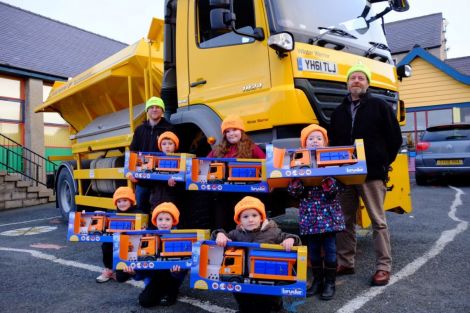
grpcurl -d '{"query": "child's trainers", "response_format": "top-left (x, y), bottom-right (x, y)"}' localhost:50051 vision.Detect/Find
top-left (96, 268), bottom-right (114, 283)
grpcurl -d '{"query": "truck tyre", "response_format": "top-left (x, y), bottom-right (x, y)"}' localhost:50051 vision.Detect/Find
top-left (57, 169), bottom-right (77, 221)
top-left (415, 173), bottom-right (427, 186)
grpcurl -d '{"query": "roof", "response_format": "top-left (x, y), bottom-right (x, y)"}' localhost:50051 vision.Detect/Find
top-left (0, 2), bottom-right (127, 79)
top-left (384, 13), bottom-right (443, 54)
top-left (398, 47), bottom-right (470, 85)
top-left (445, 57), bottom-right (470, 76)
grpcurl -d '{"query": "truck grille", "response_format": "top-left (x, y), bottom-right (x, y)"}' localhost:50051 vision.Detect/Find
top-left (294, 78), bottom-right (398, 125)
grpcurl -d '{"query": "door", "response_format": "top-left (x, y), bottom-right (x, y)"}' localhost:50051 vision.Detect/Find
top-left (187, 0), bottom-right (271, 116)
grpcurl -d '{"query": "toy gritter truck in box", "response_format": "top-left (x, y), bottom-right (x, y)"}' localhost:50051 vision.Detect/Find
top-left (67, 211), bottom-right (148, 243)
top-left (124, 151), bottom-right (193, 182)
top-left (114, 229), bottom-right (209, 270)
top-left (266, 139), bottom-right (368, 189)
top-left (186, 157), bottom-right (269, 193)
top-left (190, 241), bottom-right (307, 297)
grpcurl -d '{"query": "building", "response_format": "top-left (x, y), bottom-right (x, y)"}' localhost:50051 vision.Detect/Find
top-left (0, 1), bottom-right (127, 175)
top-left (385, 13), bottom-right (448, 63)
top-left (398, 48), bottom-right (470, 146)
top-left (385, 13), bottom-right (470, 148)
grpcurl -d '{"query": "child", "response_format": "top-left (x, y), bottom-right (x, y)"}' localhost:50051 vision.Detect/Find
top-left (287, 124), bottom-right (345, 300)
top-left (149, 131), bottom-right (186, 224)
top-left (208, 115), bottom-right (265, 159)
top-left (96, 186), bottom-right (142, 283)
top-left (213, 196), bottom-right (301, 313)
top-left (208, 115), bottom-right (266, 230)
top-left (125, 202), bottom-right (187, 307)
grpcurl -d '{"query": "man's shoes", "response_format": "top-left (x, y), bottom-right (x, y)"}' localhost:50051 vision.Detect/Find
top-left (336, 265), bottom-right (355, 276)
top-left (371, 270), bottom-right (390, 286)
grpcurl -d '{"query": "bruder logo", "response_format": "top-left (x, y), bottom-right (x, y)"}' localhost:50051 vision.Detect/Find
top-left (250, 186), bottom-right (267, 192)
top-left (346, 167), bottom-right (364, 173)
top-left (281, 288), bottom-right (303, 296)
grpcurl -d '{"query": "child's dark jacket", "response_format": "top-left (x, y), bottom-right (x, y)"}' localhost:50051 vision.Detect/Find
top-left (212, 219), bottom-right (301, 245)
top-left (288, 177), bottom-right (345, 235)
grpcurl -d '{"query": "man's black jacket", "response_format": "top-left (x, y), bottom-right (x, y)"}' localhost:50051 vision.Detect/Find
top-left (130, 118), bottom-right (174, 153)
top-left (129, 118), bottom-right (174, 186)
top-left (329, 92), bottom-right (402, 181)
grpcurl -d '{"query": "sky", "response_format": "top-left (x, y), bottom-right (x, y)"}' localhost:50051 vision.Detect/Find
top-left (2, 0), bottom-right (468, 58)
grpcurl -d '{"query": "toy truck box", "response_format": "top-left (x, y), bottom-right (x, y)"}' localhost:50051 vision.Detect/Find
top-left (266, 139), bottom-right (367, 189)
top-left (186, 157), bottom-right (269, 193)
top-left (67, 211), bottom-right (148, 243)
top-left (114, 229), bottom-right (210, 270)
top-left (124, 151), bottom-right (194, 182)
top-left (190, 241), bottom-right (307, 297)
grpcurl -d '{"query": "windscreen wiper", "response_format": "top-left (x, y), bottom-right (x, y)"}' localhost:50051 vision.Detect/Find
top-left (309, 26), bottom-right (357, 49)
top-left (364, 41), bottom-right (390, 61)
top-left (317, 27), bottom-right (358, 39)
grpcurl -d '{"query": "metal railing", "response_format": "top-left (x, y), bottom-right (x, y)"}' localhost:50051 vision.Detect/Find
top-left (0, 133), bottom-right (58, 187)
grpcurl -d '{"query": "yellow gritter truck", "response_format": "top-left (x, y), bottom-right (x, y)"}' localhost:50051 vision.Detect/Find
top-left (36, 0), bottom-right (412, 226)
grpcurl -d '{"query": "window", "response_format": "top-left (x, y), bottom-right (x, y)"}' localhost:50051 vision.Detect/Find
top-left (0, 100), bottom-right (21, 121)
top-left (0, 76), bottom-right (21, 99)
top-left (0, 76), bottom-right (24, 145)
top-left (224, 257), bottom-right (235, 266)
top-left (401, 112), bottom-right (415, 132)
top-left (461, 107), bottom-right (470, 123)
top-left (427, 109), bottom-right (452, 127)
top-left (422, 127), bottom-right (470, 142)
top-left (43, 85), bottom-right (52, 102)
top-left (416, 111), bottom-right (426, 131)
top-left (0, 122), bottom-right (22, 143)
top-left (198, 0), bottom-right (256, 48)
top-left (44, 113), bottom-right (67, 125)
top-left (44, 126), bottom-right (71, 147)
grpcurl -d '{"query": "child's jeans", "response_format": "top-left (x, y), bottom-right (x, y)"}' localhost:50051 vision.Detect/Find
top-left (306, 232), bottom-right (337, 264)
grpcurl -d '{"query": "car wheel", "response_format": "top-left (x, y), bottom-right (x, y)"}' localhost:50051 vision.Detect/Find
top-left (415, 173), bottom-right (427, 186)
top-left (57, 168), bottom-right (77, 221)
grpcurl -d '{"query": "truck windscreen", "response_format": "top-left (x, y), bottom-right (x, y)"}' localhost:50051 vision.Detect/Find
top-left (265, 0), bottom-right (392, 63)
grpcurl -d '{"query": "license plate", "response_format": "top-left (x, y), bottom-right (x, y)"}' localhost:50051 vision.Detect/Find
top-left (436, 159), bottom-right (463, 166)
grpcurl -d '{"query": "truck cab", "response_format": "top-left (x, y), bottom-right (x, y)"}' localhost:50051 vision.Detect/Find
top-left (290, 150), bottom-right (313, 169)
top-left (220, 248), bottom-right (245, 280)
top-left (88, 215), bottom-right (105, 234)
top-left (207, 162), bottom-right (226, 182)
top-left (138, 236), bottom-right (159, 260)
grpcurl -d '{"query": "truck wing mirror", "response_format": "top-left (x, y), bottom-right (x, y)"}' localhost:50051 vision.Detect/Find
top-left (210, 8), bottom-right (264, 41)
top-left (210, 8), bottom-right (233, 31)
top-left (268, 32), bottom-right (294, 57)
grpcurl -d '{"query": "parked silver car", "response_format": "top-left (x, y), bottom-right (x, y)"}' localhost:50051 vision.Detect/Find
top-left (415, 123), bottom-right (470, 185)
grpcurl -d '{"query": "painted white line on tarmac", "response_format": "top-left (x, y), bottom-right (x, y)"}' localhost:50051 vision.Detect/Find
top-left (0, 247), bottom-right (234, 313)
top-left (337, 186), bottom-right (467, 313)
top-left (0, 216), bottom-right (62, 227)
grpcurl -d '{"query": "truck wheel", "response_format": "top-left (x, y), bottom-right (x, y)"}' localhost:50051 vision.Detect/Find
top-left (57, 169), bottom-right (77, 221)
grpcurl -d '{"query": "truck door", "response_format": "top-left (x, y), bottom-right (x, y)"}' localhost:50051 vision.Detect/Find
top-left (188, 0), bottom-right (271, 113)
